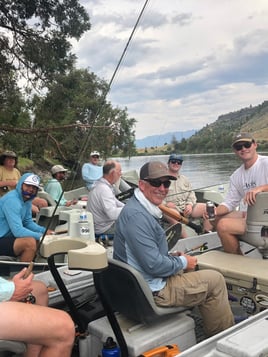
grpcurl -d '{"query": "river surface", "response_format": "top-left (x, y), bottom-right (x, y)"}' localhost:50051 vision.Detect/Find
top-left (114, 153), bottom-right (268, 190)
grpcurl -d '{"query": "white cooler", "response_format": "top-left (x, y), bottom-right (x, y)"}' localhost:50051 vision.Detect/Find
top-left (87, 312), bottom-right (196, 356)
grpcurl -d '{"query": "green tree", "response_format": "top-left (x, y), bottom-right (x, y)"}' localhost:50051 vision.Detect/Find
top-left (0, 0), bottom-right (91, 87)
top-left (31, 69), bottom-right (136, 163)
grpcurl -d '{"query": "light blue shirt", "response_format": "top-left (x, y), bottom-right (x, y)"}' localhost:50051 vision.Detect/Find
top-left (44, 178), bottom-right (67, 206)
top-left (82, 163), bottom-right (103, 190)
top-left (0, 277), bottom-right (15, 301)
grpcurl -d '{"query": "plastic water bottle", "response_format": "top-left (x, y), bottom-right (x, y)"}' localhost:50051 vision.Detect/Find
top-left (78, 207), bottom-right (90, 239)
top-left (218, 184), bottom-right (224, 195)
top-left (102, 337), bottom-right (121, 357)
top-left (79, 208), bottom-right (88, 222)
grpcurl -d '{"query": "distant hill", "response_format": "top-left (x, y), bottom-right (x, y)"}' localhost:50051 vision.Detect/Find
top-left (135, 130), bottom-right (196, 148)
top-left (135, 100), bottom-right (268, 155)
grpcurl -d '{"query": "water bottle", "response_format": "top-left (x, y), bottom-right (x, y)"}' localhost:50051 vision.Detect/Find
top-left (78, 207), bottom-right (90, 240)
top-left (218, 184), bottom-right (224, 195)
top-left (102, 337), bottom-right (121, 357)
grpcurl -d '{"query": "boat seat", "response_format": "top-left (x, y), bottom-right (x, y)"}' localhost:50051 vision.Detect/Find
top-left (0, 339), bottom-right (26, 356)
top-left (93, 258), bottom-right (189, 356)
top-left (93, 258), bottom-right (187, 325)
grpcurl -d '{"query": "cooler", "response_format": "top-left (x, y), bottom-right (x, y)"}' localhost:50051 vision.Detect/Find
top-left (87, 312), bottom-right (196, 356)
top-left (197, 250), bottom-right (268, 315)
top-left (178, 308), bottom-right (268, 357)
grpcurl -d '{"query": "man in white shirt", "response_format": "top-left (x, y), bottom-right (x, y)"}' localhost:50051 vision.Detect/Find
top-left (87, 160), bottom-right (124, 235)
top-left (213, 133), bottom-right (268, 254)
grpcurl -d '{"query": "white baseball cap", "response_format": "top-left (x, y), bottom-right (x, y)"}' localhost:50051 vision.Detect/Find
top-left (90, 151), bottom-right (100, 157)
top-left (51, 165), bottom-right (68, 175)
top-left (24, 174), bottom-right (41, 188)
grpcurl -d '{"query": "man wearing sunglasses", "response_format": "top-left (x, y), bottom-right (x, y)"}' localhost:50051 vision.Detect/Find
top-left (212, 133), bottom-right (268, 255)
top-left (114, 161), bottom-right (234, 337)
top-left (164, 153), bottom-right (213, 236)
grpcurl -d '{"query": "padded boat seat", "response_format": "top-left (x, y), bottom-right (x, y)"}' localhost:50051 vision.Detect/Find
top-left (93, 258), bottom-right (187, 324)
top-left (0, 339), bottom-right (26, 355)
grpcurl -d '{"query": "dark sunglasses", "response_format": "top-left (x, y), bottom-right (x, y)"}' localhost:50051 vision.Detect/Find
top-left (144, 179), bottom-right (171, 188)
top-left (170, 160), bottom-right (183, 165)
top-left (233, 141), bottom-right (253, 151)
top-left (92, 155), bottom-right (99, 158)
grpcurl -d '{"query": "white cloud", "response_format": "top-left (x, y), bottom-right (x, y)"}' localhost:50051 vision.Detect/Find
top-left (74, 0), bottom-right (268, 139)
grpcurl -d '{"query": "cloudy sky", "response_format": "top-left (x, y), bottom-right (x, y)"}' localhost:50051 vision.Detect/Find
top-left (72, 0), bottom-right (268, 139)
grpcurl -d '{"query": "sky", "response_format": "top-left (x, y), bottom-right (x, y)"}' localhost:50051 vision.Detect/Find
top-left (71, 0), bottom-right (268, 140)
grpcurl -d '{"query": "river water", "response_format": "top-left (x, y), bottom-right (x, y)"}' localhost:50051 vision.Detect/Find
top-left (115, 152), bottom-right (267, 191)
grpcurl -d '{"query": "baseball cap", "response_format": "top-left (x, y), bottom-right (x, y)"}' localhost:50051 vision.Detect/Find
top-left (0, 150), bottom-right (17, 158)
top-left (168, 153), bottom-right (183, 162)
top-left (24, 174), bottom-right (40, 188)
top-left (140, 161), bottom-right (177, 181)
top-left (232, 133), bottom-right (255, 147)
top-left (51, 165), bottom-right (68, 175)
top-left (90, 151), bottom-right (100, 157)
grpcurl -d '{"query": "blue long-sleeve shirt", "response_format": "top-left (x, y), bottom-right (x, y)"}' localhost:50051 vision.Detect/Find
top-left (82, 163), bottom-right (103, 190)
top-left (113, 195), bottom-right (185, 291)
top-left (0, 173), bottom-right (46, 240)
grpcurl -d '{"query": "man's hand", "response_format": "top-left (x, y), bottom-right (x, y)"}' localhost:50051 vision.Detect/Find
top-left (171, 251), bottom-right (197, 271)
top-left (183, 204), bottom-right (193, 217)
top-left (10, 268), bottom-right (33, 301)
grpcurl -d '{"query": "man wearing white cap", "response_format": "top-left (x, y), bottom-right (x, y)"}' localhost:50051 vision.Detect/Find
top-left (0, 173), bottom-right (54, 262)
top-left (82, 151), bottom-right (103, 191)
top-left (45, 165), bottom-right (77, 207)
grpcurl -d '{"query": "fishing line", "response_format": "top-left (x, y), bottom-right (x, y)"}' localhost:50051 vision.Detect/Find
top-left (70, 0), bottom-right (151, 188)
top-left (165, 181), bottom-right (229, 199)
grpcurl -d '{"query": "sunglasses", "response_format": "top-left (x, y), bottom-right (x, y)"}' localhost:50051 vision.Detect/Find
top-left (144, 179), bottom-right (171, 188)
top-left (233, 141), bottom-right (253, 151)
top-left (170, 160), bottom-right (183, 165)
top-left (92, 155), bottom-right (99, 159)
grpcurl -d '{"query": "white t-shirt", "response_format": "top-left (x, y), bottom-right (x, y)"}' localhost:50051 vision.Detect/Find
top-left (223, 155), bottom-right (268, 211)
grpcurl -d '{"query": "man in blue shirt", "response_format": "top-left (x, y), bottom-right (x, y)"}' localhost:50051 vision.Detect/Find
top-left (0, 173), bottom-right (54, 261)
top-left (114, 161), bottom-right (234, 337)
top-left (45, 165), bottom-right (77, 207)
top-left (82, 151), bottom-right (103, 191)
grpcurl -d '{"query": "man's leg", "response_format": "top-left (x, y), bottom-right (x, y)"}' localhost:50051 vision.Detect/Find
top-left (216, 211), bottom-right (246, 254)
top-left (0, 302), bottom-right (75, 357)
top-left (154, 269), bottom-right (234, 337)
top-left (13, 237), bottom-right (37, 262)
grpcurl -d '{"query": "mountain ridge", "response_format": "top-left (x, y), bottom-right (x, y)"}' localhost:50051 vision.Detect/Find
top-left (135, 129), bottom-right (196, 148)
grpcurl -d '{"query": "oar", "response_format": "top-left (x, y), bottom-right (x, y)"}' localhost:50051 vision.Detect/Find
top-left (159, 204), bottom-right (203, 234)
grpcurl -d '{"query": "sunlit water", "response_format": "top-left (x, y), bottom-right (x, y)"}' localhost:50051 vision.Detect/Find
top-left (114, 152), bottom-right (267, 190)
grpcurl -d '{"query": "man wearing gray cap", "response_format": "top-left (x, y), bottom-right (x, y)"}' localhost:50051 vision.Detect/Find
top-left (82, 151), bottom-right (103, 191)
top-left (114, 161), bottom-right (234, 337)
top-left (45, 165), bottom-right (77, 207)
top-left (212, 133), bottom-right (268, 254)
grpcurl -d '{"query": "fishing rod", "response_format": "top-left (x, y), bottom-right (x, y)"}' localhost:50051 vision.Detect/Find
top-left (165, 181), bottom-right (229, 199)
top-left (70, 0), bottom-right (150, 189)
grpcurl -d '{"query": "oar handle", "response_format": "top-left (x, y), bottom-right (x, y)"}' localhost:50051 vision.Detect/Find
top-left (159, 204), bottom-right (202, 234)
top-left (159, 204), bottom-right (188, 224)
